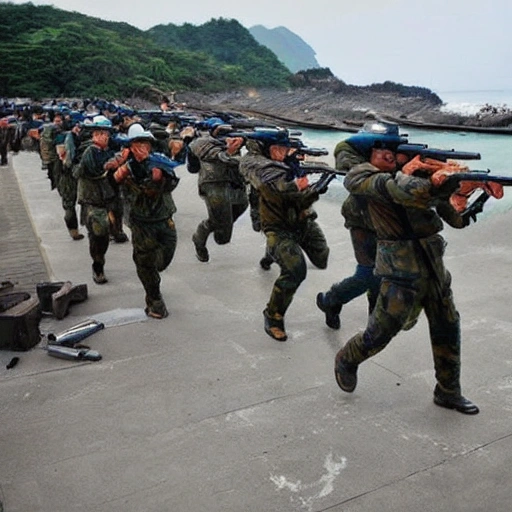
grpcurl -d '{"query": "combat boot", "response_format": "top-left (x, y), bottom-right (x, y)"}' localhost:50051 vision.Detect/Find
top-left (259, 255), bottom-right (273, 271)
top-left (316, 292), bottom-right (342, 330)
top-left (51, 281), bottom-right (89, 320)
top-left (145, 298), bottom-right (169, 319)
top-left (433, 385), bottom-right (479, 415)
top-left (263, 308), bottom-right (287, 342)
top-left (92, 263), bottom-right (108, 285)
top-left (192, 233), bottom-right (209, 262)
top-left (68, 229), bottom-right (84, 241)
top-left (334, 350), bottom-right (358, 393)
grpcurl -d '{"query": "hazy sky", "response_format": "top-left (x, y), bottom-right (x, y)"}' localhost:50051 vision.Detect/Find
top-left (8, 0), bottom-right (512, 93)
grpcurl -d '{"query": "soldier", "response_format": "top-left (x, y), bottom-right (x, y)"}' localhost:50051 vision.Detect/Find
top-left (73, 115), bottom-right (117, 284)
top-left (105, 124), bottom-right (180, 319)
top-left (55, 121), bottom-right (85, 241)
top-left (187, 120), bottom-right (248, 262)
top-left (0, 114), bottom-right (16, 166)
top-left (239, 129), bottom-right (330, 342)
top-left (334, 126), bottom-right (481, 415)
top-left (315, 134), bottom-right (385, 329)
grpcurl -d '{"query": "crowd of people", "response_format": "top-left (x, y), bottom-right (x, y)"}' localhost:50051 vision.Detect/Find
top-left (1, 97), bottom-right (489, 415)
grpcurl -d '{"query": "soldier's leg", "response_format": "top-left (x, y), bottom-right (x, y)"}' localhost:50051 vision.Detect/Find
top-left (155, 218), bottom-right (177, 272)
top-left (109, 193), bottom-right (129, 243)
top-left (86, 207), bottom-right (110, 284)
top-left (131, 221), bottom-right (168, 319)
top-left (300, 220), bottom-right (329, 270)
top-left (263, 231), bottom-right (307, 341)
top-left (58, 171), bottom-right (83, 240)
top-left (335, 278), bottom-right (420, 391)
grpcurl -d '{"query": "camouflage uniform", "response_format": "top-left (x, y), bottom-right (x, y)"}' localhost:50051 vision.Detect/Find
top-left (339, 162), bottom-right (468, 395)
top-left (114, 154), bottom-right (179, 318)
top-left (73, 142), bottom-right (116, 282)
top-left (55, 130), bottom-right (83, 239)
top-left (187, 134), bottom-right (248, 259)
top-left (39, 121), bottom-right (62, 189)
top-left (240, 141), bottom-right (329, 334)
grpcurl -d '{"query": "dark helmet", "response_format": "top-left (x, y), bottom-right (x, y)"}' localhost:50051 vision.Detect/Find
top-left (345, 121), bottom-right (407, 158)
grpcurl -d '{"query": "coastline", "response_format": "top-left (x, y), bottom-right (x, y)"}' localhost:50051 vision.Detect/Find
top-left (177, 88), bottom-right (512, 135)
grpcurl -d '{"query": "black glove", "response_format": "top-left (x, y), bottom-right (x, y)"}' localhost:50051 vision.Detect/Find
top-left (433, 175), bottom-right (461, 198)
top-left (311, 172), bottom-right (335, 194)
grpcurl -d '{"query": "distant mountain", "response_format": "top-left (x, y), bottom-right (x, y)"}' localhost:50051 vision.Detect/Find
top-left (249, 25), bottom-right (321, 73)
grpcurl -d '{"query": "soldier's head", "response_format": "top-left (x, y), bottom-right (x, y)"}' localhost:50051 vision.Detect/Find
top-left (87, 115), bottom-right (113, 149)
top-left (127, 123), bottom-right (155, 161)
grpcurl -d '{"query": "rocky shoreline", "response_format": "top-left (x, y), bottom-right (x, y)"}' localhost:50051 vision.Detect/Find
top-left (175, 88), bottom-right (512, 134)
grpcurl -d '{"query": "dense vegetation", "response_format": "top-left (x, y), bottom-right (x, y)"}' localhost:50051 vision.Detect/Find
top-left (0, 2), bottom-right (292, 98)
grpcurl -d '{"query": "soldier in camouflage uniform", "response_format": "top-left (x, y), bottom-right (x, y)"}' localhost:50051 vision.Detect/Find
top-left (187, 121), bottom-right (248, 262)
top-left (54, 122), bottom-right (85, 240)
top-left (73, 116), bottom-right (117, 284)
top-left (106, 124), bottom-right (179, 319)
top-left (334, 129), bottom-right (480, 414)
top-left (239, 130), bottom-right (330, 342)
top-left (39, 112), bottom-right (64, 190)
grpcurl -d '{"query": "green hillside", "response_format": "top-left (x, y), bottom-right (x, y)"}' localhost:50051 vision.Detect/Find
top-left (249, 25), bottom-right (320, 73)
top-left (0, 3), bottom-right (292, 98)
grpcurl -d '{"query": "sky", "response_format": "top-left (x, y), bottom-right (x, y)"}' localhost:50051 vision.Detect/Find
top-left (7, 0), bottom-right (512, 94)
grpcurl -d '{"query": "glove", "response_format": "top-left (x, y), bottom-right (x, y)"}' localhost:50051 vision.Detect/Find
top-left (433, 175), bottom-right (461, 198)
top-left (295, 176), bottom-right (309, 191)
top-left (312, 172), bottom-right (335, 194)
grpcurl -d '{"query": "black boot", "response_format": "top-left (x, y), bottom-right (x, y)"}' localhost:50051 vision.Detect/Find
top-left (92, 263), bottom-right (108, 284)
top-left (263, 308), bottom-right (287, 342)
top-left (334, 351), bottom-right (358, 393)
top-left (192, 233), bottom-right (209, 262)
top-left (433, 385), bottom-right (479, 415)
top-left (316, 292), bottom-right (341, 330)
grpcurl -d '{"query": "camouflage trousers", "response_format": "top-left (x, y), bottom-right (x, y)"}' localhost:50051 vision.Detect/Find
top-left (194, 183), bottom-right (249, 247)
top-left (340, 269), bottom-right (462, 394)
top-left (81, 205), bottom-right (110, 270)
top-left (130, 217), bottom-right (177, 306)
top-left (265, 221), bottom-right (329, 317)
top-left (56, 166), bottom-right (79, 231)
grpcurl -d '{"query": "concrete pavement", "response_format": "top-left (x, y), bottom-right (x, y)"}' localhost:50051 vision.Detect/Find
top-left (1, 151), bottom-right (512, 512)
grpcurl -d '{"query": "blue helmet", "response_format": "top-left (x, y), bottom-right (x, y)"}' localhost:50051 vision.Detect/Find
top-left (346, 121), bottom-right (407, 158)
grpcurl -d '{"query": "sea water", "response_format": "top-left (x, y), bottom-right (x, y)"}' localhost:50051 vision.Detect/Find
top-left (292, 90), bottom-right (512, 216)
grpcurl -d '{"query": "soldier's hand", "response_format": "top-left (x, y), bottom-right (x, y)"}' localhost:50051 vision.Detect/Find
top-left (225, 136), bottom-right (244, 155)
top-left (295, 176), bottom-right (309, 191)
top-left (433, 175), bottom-right (460, 198)
top-left (151, 167), bottom-right (163, 182)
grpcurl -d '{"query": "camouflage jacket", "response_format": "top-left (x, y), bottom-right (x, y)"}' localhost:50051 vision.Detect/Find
top-left (344, 164), bottom-right (466, 278)
top-left (187, 135), bottom-right (244, 189)
top-left (120, 155), bottom-right (178, 223)
top-left (335, 140), bottom-right (375, 231)
top-left (39, 123), bottom-right (62, 164)
top-left (73, 144), bottom-right (117, 206)
top-left (239, 150), bottom-right (320, 232)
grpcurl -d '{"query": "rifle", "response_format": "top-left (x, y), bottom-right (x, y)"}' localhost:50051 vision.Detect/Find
top-left (442, 170), bottom-right (512, 186)
top-left (397, 143), bottom-right (481, 162)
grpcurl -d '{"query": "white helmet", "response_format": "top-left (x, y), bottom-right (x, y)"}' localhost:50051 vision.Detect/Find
top-left (127, 123), bottom-right (155, 142)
